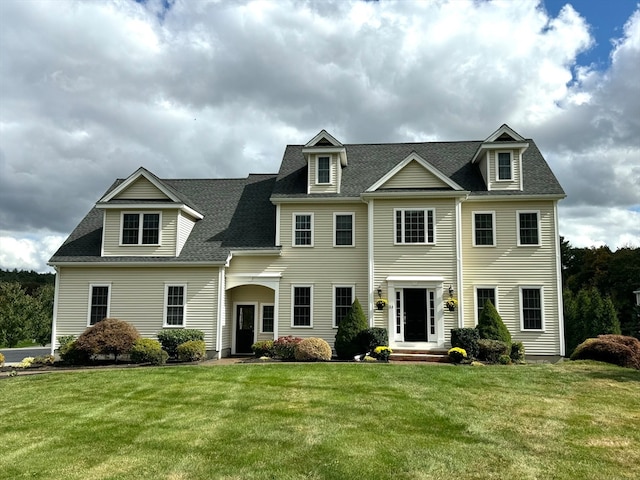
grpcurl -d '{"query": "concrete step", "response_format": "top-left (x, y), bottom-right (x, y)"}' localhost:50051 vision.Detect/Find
top-left (390, 350), bottom-right (450, 363)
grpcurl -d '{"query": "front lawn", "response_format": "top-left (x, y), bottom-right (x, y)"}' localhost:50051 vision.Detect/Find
top-left (2, 361), bottom-right (639, 480)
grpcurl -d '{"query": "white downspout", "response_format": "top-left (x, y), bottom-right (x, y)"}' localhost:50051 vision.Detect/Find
top-left (50, 266), bottom-right (60, 356)
top-left (455, 198), bottom-right (464, 328)
top-left (216, 266), bottom-right (226, 359)
top-left (367, 198), bottom-right (375, 326)
top-left (554, 200), bottom-right (566, 356)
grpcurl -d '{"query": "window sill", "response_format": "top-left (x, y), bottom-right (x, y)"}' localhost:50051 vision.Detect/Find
top-left (291, 325), bottom-right (313, 328)
top-left (520, 328), bottom-right (545, 333)
top-left (162, 325), bottom-right (185, 329)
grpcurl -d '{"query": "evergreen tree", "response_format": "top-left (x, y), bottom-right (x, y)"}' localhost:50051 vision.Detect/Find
top-left (0, 282), bottom-right (36, 347)
top-left (476, 300), bottom-right (511, 345)
top-left (335, 297), bottom-right (368, 359)
top-left (30, 284), bottom-right (54, 346)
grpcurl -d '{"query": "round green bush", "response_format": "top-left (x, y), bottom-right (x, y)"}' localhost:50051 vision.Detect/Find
top-left (477, 339), bottom-right (510, 363)
top-left (59, 340), bottom-right (91, 365)
top-left (294, 337), bottom-right (332, 361)
top-left (130, 338), bottom-right (168, 365)
top-left (498, 354), bottom-right (512, 365)
top-left (251, 340), bottom-right (275, 357)
top-left (75, 318), bottom-right (140, 362)
top-left (157, 329), bottom-right (205, 358)
top-left (177, 340), bottom-right (207, 362)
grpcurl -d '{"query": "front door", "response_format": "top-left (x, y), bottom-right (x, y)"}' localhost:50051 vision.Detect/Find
top-left (235, 305), bottom-right (255, 354)
top-left (404, 288), bottom-right (427, 342)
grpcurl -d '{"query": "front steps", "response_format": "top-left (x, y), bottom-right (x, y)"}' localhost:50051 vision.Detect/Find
top-left (390, 349), bottom-right (450, 363)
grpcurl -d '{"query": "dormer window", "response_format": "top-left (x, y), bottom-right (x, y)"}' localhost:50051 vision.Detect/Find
top-left (497, 152), bottom-right (512, 181)
top-left (121, 212), bottom-right (160, 245)
top-left (317, 156), bottom-right (330, 184)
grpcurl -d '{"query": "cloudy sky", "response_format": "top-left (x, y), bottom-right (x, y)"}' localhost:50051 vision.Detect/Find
top-left (1, 0), bottom-right (639, 273)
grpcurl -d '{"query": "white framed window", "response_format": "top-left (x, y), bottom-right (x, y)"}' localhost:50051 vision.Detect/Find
top-left (394, 208), bottom-right (435, 244)
top-left (333, 285), bottom-right (354, 328)
top-left (496, 151), bottom-right (513, 181)
top-left (475, 286), bottom-right (497, 324)
top-left (317, 156), bottom-right (331, 184)
top-left (472, 211), bottom-right (496, 246)
top-left (334, 213), bottom-right (354, 247)
top-left (292, 285), bottom-right (313, 327)
top-left (520, 286), bottom-right (544, 331)
top-left (121, 212), bottom-right (161, 245)
top-left (87, 284), bottom-right (111, 326)
top-left (517, 211), bottom-right (540, 246)
top-left (164, 284), bottom-right (186, 327)
top-left (261, 304), bottom-right (274, 333)
top-left (293, 213), bottom-right (314, 247)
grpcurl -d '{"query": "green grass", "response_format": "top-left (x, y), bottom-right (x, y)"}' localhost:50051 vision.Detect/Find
top-left (0, 339), bottom-right (40, 348)
top-left (1, 361), bottom-right (639, 480)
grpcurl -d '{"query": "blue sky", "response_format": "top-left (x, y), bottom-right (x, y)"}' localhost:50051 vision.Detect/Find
top-left (0, 0), bottom-right (639, 272)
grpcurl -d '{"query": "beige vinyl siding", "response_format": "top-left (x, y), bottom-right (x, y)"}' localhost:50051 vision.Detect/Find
top-left (54, 266), bottom-right (219, 350)
top-left (228, 202), bottom-right (368, 348)
top-left (487, 150), bottom-right (521, 191)
top-left (114, 177), bottom-right (170, 200)
top-left (308, 154), bottom-right (339, 194)
top-left (102, 209), bottom-right (177, 256)
top-left (371, 198), bottom-right (459, 338)
top-left (176, 211), bottom-right (196, 255)
top-left (381, 160), bottom-right (450, 189)
top-left (461, 200), bottom-right (561, 355)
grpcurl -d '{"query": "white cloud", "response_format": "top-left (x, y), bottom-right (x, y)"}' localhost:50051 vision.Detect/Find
top-left (0, 233), bottom-right (64, 273)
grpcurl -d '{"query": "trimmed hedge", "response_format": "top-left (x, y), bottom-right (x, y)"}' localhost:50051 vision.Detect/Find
top-left (130, 338), bottom-right (168, 365)
top-left (251, 340), bottom-right (275, 358)
top-left (75, 318), bottom-right (140, 362)
top-left (177, 340), bottom-right (207, 362)
top-left (477, 339), bottom-right (510, 363)
top-left (294, 337), bottom-right (332, 361)
top-left (451, 328), bottom-right (480, 359)
top-left (570, 335), bottom-right (640, 370)
top-left (356, 327), bottom-right (389, 353)
top-left (157, 329), bottom-right (205, 358)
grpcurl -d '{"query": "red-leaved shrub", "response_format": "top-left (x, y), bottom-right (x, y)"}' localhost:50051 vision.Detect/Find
top-left (570, 335), bottom-right (640, 370)
top-left (75, 318), bottom-right (140, 362)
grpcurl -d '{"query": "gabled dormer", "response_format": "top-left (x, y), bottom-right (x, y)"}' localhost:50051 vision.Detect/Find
top-left (95, 167), bottom-right (203, 257)
top-left (471, 124), bottom-right (529, 191)
top-left (302, 130), bottom-right (347, 194)
top-left (367, 152), bottom-right (464, 192)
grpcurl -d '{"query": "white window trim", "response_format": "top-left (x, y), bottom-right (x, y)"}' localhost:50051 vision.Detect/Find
top-left (292, 212), bottom-right (314, 247)
top-left (163, 283), bottom-right (187, 328)
top-left (516, 210), bottom-right (541, 247)
top-left (87, 283), bottom-right (111, 327)
top-left (315, 155), bottom-right (332, 185)
top-left (291, 284), bottom-right (313, 328)
top-left (332, 284), bottom-right (355, 328)
top-left (119, 211), bottom-right (162, 246)
top-left (495, 151), bottom-right (513, 182)
top-left (474, 285), bottom-right (498, 326)
top-left (394, 208), bottom-right (436, 245)
top-left (333, 212), bottom-right (355, 247)
top-left (260, 303), bottom-right (275, 334)
top-left (519, 285), bottom-right (545, 332)
top-left (472, 211), bottom-right (496, 247)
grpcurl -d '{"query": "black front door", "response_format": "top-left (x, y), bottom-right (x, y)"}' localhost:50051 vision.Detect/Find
top-left (235, 305), bottom-right (255, 354)
top-left (404, 289), bottom-right (427, 342)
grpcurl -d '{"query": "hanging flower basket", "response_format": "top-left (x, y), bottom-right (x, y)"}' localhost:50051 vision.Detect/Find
top-left (445, 297), bottom-right (458, 312)
top-left (376, 299), bottom-right (388, 310)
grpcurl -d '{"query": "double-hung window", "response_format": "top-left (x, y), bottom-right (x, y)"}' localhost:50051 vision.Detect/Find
top-left (395, 209), bottom-right (435, 244)
top-left (518, 211), bottom-right (540, 246)
top-left (497, 152), bottom-right (512, 180)
top-left (473, 212), bottom-right (495, 246)
top-left (164, 284), bottom-right (186, 327)
top-left (521, 287), bottom-right (543, 330)
top-left (317, 156), bottom-right (330, 184)
top-left (333, 286), bottom-right (353, 328)
top-left (292, 286), bottom-right (312, 327)
top-left (293, 213), bottom-right (313, 246)
top-left (88, 284), bottom-right (110, 325)
top-left (476, 287), bottom-right (496, 322)
top-left (334, 213), bottom-right (354, 246)
top-left (261, 304), bottom-right (274, 333)
top-left (122, 212), bottom-right (160, 245)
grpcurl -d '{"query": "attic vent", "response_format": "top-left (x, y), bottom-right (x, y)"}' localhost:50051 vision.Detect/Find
top-left (315, 138), bottom-right (333, 146)
top-left (496, 132), bottom-right (516, 142)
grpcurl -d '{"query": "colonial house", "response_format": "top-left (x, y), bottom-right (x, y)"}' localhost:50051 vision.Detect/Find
top-left (49, 124), bottom-right (566, 359)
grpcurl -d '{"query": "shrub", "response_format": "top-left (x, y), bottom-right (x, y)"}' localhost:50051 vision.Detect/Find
top-left (0, 352), bottom-right (4, 367)
top-left (177, 340), bottom-right (207, 362)
top-left (355, 327), bottom-right (389, 353)
top-left (75, 318), bottom-right (140, 362)
top-left (251, 340), bottom-right (275, 358)
top-left (32, 354), bottom-right (55, 366)
top-left (450, 328), bottom-right (480, 359)
top-left (130, 338), bottom-right (168, 365)
top-left (273, 336), bottom-right (303, 360)
top-left (477, 339), bottom-right (510, 363)
top-left (477, 301), bottom-right (511, 349)
top-left (510, 341), bottom-right (526, 363)
top-left (294, 337), bottom-right (332, 361)
top-left (59, 340), bottom-right (91, 365)
top-left (335, 298), bottom-right (368, 360)
top-left (57, 335), bottom-right (76, 348)
top-left (597, 334), bottom-right (640, 365)
top-left (499, 354), bottom-right (512, 365)
top-left (157, 329), bottom-right (205, 358)
top-left (372, 346), bottom-right (392, 362)
top-left (18, 357), bottom-right (35, 368)
top-left (571, 336), bottom-right (640, 370)
top-left (448, 347), bottom-right (467, 364)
